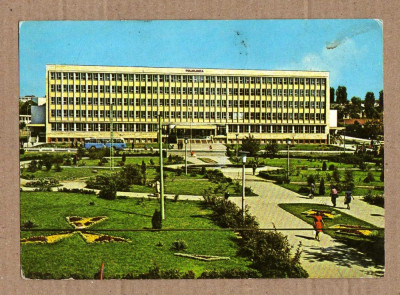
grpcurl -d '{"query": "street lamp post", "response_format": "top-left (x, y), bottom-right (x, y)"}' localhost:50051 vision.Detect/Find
top-left (240, 151), bottom-right (249, 223)
top-left (159, 114), bottom-right (165, 220)
top-left (189, 107), bottom-right (192, 153)
top-left (184, 138), bottom-right (188, 175)
top-left (287, 139), bottom-right (291, 180)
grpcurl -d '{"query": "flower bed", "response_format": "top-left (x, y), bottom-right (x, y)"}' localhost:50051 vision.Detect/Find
top-left (174, 253), bottom-right (230, 261)
top-left (21, 232), bottom-right (75, 244)
top-left (79, 232), bottom-right (129, 243)
top-left (66, 216), bottom-right (108, 229)
top-left (329, 224), bottom-right (373, 236)
top-left (301, 209), bottom-right (339, 219)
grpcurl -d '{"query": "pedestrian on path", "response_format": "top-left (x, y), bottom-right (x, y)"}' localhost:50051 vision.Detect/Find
top-left (252, 162), bottom-right (257, 176)
top-left (330, 185), bottom-right (338, 207)
top-left (309, 182), bottom-right (315, 199)
top-left (313, 211), bottom-right (325, 241)
top-left (344, 189), bottom-right (353, 209)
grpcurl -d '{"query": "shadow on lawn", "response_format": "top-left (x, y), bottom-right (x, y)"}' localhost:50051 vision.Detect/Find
top-left (301, 237), bottom-right (385, 276)
top-left (97, 205), bottom-right (152, 218)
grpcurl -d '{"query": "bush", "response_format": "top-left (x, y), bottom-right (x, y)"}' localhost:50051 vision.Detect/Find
top-left (98, 180), bottom-right (117, 200)
top-left (21, 220), bottom-right (37, 229)
top-left (306, 175), bottom-right (315, 186)
top-left (364, 172), bottom-right (375, 183)
top-left (322, 161), bottom-right (327, 171)
top-left (151, 210), bottom-right (162, 229)
top-left (363, 191), bottom-right (384, 207)
top-left (27, 160), bottom-right (38, 172)
top-left (319, 178), bottom-right (325, 195)
top-left (54, 163), bottom-right (62, 172)
top-left (20, 148), bottom-right (25, 155)
top-left (328, 164), bottom-right (335, 171)
top-left (131, 265), bottom-right (195, 279)
top-left (171, 239), bottom-right (188, 251)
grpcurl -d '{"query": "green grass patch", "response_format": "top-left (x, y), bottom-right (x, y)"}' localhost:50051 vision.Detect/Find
top-left (21, 192), bottom-right (252, 279)
top-left (279, 203), bottom-right (384, 266)
top-left (21, 167), bottom-right (115, 181)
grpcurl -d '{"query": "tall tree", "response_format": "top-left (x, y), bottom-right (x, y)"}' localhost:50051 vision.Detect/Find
top-left (241, 135), bottom-right (260, 157)
top-left (378, 90), bottom-right (383, 112)
top-left (336, 86), bottom-right (347, 104)
top-left (364, 92), bottom-right (376, 118)
top-left (330, 87), bottom-right (335, 104)
top-left (348, 96), bottom-right (362, 119)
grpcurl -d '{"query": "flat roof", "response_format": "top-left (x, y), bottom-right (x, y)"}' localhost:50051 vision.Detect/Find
top-left (47, 64), bottom-right (329, 78)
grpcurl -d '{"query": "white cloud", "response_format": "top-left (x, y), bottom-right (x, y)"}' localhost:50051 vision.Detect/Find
top-left (282, 39), bottom-right (365, 86)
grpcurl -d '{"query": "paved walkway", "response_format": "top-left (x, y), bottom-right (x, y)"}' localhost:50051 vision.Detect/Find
top-left (222, 168), bottom-right (385, 278)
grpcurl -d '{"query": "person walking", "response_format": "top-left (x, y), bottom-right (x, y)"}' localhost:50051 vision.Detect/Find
top-left (330, 185), bottom-right (338, 207)
top-left (309, 182), bottom-right (315, 199)
top-left (252, 162), bottom-right (257, 176)
top-left (313, 211), bottom-right (325, 241)
top-left (344, 189), bottom-right (353, 209)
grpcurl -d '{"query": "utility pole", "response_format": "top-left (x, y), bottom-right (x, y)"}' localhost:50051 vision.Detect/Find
top-left (159, 114), bottom-right (165, 220)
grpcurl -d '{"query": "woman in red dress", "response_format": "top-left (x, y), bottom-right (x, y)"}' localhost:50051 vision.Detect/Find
top-left (313, 211), bottom-right (325, 241)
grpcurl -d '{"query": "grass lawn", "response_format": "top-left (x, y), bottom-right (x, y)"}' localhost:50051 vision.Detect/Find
top-left (21, 167), bottom-right (115, 181)
top-left (21, 192), bottom-right (252, 279)
top-left (279, 203), bottom-right (384, 266)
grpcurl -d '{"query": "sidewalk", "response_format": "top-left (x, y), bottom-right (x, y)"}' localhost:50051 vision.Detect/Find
top-left (221, 168), bottom-right (385, 278)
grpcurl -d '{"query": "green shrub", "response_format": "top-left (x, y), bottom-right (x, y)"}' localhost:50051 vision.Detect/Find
top-left (151, 210), bottom-right (162, 229)
top-left (27, 160), bottom-right (38, 172)
top-left (363, 172), bottom-right (375, 183)
top-left (21, 220), bottom-right (37, 229)
top-left (20, 148), bottom-right (25, 155)
top-left (363, 191), bottom-right (384, 207)
top-left (171, 239), bottom-right (188, 251)
top-left (322, 161), bottom-right (327, 171)
top-left (319, 178), bottom-right (325, 195)
top-left (328, 164), bottom-right (335, 171)
top-left (98, 180), bottom-right (117, 200)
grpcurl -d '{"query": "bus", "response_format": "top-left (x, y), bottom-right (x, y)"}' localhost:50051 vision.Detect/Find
top-left (84, 138), bottom-right (127, 150)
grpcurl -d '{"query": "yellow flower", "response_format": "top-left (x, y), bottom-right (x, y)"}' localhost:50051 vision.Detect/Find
top-left (46, 232), bottom-right (76, 243)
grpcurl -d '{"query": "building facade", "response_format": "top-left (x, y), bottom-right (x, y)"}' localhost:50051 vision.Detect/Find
top-left (45, 65), bottom-right (330, 144)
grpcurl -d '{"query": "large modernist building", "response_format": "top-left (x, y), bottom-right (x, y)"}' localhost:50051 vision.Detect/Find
top-left (45, 65), bottom-right (330, 144)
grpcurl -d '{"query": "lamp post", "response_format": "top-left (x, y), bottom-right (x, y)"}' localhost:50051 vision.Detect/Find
top-left (189, 107), bottom-right (192, 153)
top-left (240, 151), bottom-right (249, 223)
top-left (236, 133), bottom-right (239, 158)
top-left (184, 138), bottom-right (188, 175)
top-left (158, 113), bottom-right (165, 220)
top-left (287, 139), bottom-right (291, 180)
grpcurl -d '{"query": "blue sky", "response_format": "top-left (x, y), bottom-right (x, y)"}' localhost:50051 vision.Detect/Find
top-left (19, 20), bottom-right (383, 100)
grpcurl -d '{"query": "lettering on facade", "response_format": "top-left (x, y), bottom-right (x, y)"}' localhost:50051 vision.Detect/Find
top-left (185, 69), bottom-right (204, 73)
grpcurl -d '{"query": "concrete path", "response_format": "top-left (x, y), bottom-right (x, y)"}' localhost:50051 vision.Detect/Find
top-left (222, 168), bottom-right (385, 278)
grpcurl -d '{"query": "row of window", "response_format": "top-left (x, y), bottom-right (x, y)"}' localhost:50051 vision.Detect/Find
top-left (50, 71), bottom-right (327, 85)
top-left (51, 123), bottom-right (326, 134)
top-left (50, 97), bottom-right (326, 108)
top-left (50, 84), bottom-right (326, 96)
top-left (51, 109), bottom-right (326, 121)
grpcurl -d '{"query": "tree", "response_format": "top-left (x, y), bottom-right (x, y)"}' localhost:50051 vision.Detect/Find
top-left (141, 160), bottom-right (147, 185)
top-left (330, 87), bottom-right (335, 103)
top-left (241, 135), bottom-right (260, 157)
top-left (344, 169), bottom-right (355, 190)
top-left (120, 164), bottom-right (143, 185)
top-left (378, 90), bottom-right (383, 112)
top-left (332, 167), bottom-right (341, 183)
top-left (336, 86), bottom-right (348, 104)
top-left (319, 178), bottom-right (325, 195)
top-left (365, 92), bottom-right (377, 118)
top-left (349, 96), bottom-right (362, 119)
top-left (322, 161), bottom-right (327, 171)
top-left (265, 141), bottom-right (279, 158)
